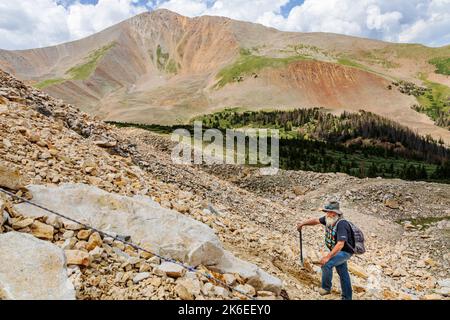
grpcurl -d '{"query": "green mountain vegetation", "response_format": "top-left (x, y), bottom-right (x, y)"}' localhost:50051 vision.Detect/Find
top-left (66, 43), bottom-right (115, 80)
top-left (376, 44), bottom-right (450, 63)
top-left (414, 75), bottom-right (450, 130)
top-left (34, 42), bottom-right (116, 89)
top-left (429, 56), bottom-right (450, 76)
top-left (155, 45), bottom-right (179, 74)
top-left (337, 58), bottom-right (369, 70)
top-left (35, 78), bottom-right (66, 89)
top-left (215, 48), bottom-right (311, 88)
top-left (391, 77), bottom-right (450, 130)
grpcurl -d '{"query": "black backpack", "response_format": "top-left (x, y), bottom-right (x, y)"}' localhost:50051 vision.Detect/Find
top-left (336, 219), bottom-right (366, 255)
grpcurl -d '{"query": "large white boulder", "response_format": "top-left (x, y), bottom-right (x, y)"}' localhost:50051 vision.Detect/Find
top-left (15, 184), bottom-right (223, 267)
top-left (0, 232), bottom-right (76, 300)
top-left (14, 184), bottom-right (283, 294)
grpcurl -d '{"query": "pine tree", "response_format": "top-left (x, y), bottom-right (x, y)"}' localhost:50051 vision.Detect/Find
top-left (368, 162), bottom-right (378, 178)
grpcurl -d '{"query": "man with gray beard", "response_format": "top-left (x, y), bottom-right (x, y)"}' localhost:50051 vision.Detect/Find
top-left (297, 201), bottom-right (354, 300)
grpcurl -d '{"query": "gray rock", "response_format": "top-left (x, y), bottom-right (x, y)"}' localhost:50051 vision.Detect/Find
top-left (202, 282), bottom-right (214, 296)
top-left (234, 284), bottom-right (256, 297)
top-left (0, 232), bottom-right (75, 300)
top-left (214, 286), bottom-right (229, 298)
top-left (434, 288), bottom-right (450, 296)
top-left (438, 279), bottom-right (450, 288)
top-left (133, 272), bottom-right (151, 284)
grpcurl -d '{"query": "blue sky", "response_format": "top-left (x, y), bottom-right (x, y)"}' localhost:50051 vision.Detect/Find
top-left (58, 0), bottom-right (305, 15)
top-left (281, 0), bottom-right (304, 17)
top-left (0, 0), bottom-right (449, 50)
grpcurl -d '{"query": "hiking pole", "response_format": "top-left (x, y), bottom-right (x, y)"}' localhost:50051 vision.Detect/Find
top-left (299, 229), bottom-right (304, 267)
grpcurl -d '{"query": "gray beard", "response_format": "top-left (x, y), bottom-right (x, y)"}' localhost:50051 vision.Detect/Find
top-left (325, 215), bottom-right (339, 227)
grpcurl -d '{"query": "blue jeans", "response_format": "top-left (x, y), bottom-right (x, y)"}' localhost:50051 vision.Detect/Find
top-left (321, 251), bottom-right (353, 300)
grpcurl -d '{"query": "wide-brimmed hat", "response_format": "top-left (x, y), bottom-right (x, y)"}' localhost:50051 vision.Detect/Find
top-left (320, 201), bottom-right (343, 216)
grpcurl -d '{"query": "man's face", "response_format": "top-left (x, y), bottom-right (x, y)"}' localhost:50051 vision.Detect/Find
top-left (325, 211), bottom-right (339, 226)
top-left (326, 211), bottom-right (337, 219)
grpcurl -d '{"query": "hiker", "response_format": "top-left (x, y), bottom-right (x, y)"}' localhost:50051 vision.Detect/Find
top-left (297, 201), bottom-right (356, 300)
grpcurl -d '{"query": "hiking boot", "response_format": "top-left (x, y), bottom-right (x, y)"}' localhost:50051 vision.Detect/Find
top-left (318, 288), bottom-right (331, 296)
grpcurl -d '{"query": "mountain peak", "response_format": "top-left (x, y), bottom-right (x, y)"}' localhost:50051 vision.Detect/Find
top-left (150, 8), bottom-right (182, 16)
top-left (0, 8), bottom-right (449, 144)
top-left (126, 8), bottom-right (185, 23)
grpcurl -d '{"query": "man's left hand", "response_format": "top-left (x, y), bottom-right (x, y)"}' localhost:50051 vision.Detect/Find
top-left (320, 255), bottom-right (330, 266)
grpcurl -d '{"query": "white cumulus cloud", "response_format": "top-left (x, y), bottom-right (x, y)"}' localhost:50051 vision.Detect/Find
top-left (269, 0), bottom-right (450, 46)
top-left (0, 0), bottom-right (150, 50)
top-left (0, 0), bottom-right (71, 50)
top-left (157, 0), bottom-right (207, 17)
top-left (0, 0), bottom-right (449, 50)
top-left (157, 0), bottom-right (450, 46)
top-left (67, 0), bottom-right (148, 39)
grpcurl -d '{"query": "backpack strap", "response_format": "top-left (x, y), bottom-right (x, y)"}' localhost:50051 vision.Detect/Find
top-left (332, 218), bottom-right (345, 230)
